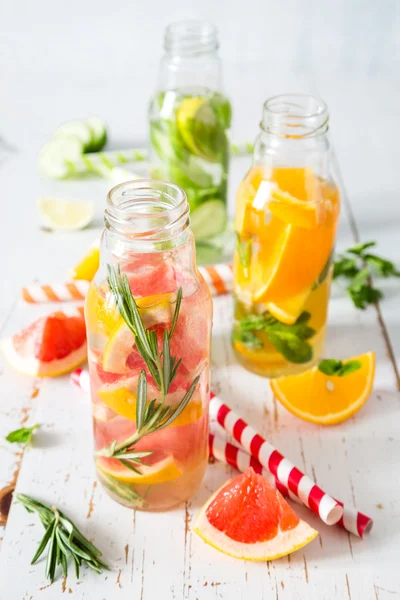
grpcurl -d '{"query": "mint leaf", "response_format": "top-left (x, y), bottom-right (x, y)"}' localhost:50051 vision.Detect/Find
top-left (238, 314), bottom-right (275, 331)
top-left (267, 331), bottom-right (313, 364)
top-left (6, 424), bottom-right (39, 445)
top-left (348, 282), bottom-right (383, 309)
top-left (233, 330), bottom-right (263, 350)
top-left (333, 256), bottom-right (359, 280)
top-left (364, 254), bottom-right (400, 278)
top-left (347, 241), bottom-right (376, 256)
top-left (318, 359), bottom-right (361, 376)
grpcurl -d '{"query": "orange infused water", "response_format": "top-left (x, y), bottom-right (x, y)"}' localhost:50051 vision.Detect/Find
top-left (232, 96), bottom-right (340, 377)
top-left (86, 180), bottom-right (212, 511)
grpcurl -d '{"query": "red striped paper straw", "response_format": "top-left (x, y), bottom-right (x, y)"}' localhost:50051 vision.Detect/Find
top-left (209, 393), bottom-right (343, 526)
top-left (198, 263), bottom-right (233, 295)
top-left (21, 280), bottom-right (90, 303)
top-left (21, 264), bottom-right (232, 304)
top-left (209, 433), bottom-right (373, 538)
top-left (70, 367), bottom-right (90, 392)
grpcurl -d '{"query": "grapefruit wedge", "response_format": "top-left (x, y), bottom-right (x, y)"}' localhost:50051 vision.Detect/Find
top-left (194, 468), bottom-right (317, 561)
top-left (1, 313), bottom-right (87, 377)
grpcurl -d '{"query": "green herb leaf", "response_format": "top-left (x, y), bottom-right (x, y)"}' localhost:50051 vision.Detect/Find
top-left (333, 256), bottom-right (359, 280)
top-left (347, 241), bottom-right (376, 256)
top-left (364, 254), bottom-right (400, 278)
top-left (233, 330), bottom-right (264, 350)
top-left (318, 359), bottom-right (362, 376)
top-left (267, 331), bottom-right (313, 364)
top-left (136, 370), bottom-right (147, 432)
top-left (6, 424), bottom-right (39, 445)
top-left (16, 494), bottom-right (108, 583)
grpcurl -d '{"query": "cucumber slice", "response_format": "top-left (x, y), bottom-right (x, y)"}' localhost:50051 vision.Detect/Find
top-left (190, 199), bottom-right (227, 240)
top-left (54, 120), bottom-right (92, 151)
top-left (38, 139), bottom-right (83, 179)
top-left (87, 116), bottom-right (107, 152)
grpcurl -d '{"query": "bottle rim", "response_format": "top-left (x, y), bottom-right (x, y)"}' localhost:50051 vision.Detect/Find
top-left (261, 94), bottom-right (329, 138)
top-left (105, 179), bottom-right (190, 243)
top-left (164, 20), bottom-right (219, 55)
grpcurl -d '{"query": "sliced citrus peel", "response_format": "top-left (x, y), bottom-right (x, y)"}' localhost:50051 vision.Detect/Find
top-left (194, 468), bottom-right (317, 561)
top-left (96, 455), bottom-right (182, 485)
top-left (270, 351), bottom-right (375, 425)
top-left (97, 381), bottom-right (202, 426)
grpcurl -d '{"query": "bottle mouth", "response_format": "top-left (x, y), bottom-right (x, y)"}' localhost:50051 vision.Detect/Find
top-left (105, 180), bottom-right (190, 244)
top-left (261, 94), bottom-right (329, 138)
top-left (164, 20), bottom-right (219, 56)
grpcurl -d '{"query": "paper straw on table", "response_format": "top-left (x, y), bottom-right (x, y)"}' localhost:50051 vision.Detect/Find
top-left (21, 281), bottom-right (90, 303)
top-left (198, 264), bottom-right (233, 295)
top-left (209, 432), bottom-right (373, 538)
top-left (21, 264), bottom-right (233, 304)
top-left (209, 393), bottom-right (343, 526)
top-left (70, 367), bottom-right (90, 393)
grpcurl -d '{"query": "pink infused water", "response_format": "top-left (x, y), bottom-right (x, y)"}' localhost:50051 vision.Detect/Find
top-left (85, 180), bottom-right (213, 511)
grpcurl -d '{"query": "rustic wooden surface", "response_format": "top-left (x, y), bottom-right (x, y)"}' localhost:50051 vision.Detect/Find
top-left (0, 66), bottom-right (399, 598)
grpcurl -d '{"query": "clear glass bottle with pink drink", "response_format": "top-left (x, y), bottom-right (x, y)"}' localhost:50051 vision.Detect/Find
top-left (85, 180), bottom-right (212, 511)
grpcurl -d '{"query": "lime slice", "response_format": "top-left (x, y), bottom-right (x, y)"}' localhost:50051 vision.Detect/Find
top-left (190, 199), bottom-right (227, 240)
top-left (54, 120), bottom-right (92, 151)
top-left (37, 196), bottom-right (94, 231)
top-left (87, 116), bottom-right (107, 152)
top-left (38, 139), bottom-right (83, 179)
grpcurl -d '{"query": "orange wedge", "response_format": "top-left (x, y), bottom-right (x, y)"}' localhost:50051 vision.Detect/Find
top-left (97, 380), bottom-right (202, 426)
top-left (267, 188), bottom-right (325, 229)
top-left (70, 243), bottom-right (100, 281)
top-left (270, 352), bottom-right (375, 425)
top-left (97, 455), bottom-right (182, 485)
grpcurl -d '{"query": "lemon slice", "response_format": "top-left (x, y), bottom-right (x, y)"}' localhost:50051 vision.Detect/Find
top-left (97, 456), bottom-right (182, 485)
top-left (37, 196), bottom-right (94, 231)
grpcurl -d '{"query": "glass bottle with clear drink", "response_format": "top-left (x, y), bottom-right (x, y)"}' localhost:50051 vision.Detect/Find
top-left (148, 21), bottom-right (231, 261)
top-left (85, 180), bottom-right (212, 510)
top-left (233, 95), bottom-right (340, 378)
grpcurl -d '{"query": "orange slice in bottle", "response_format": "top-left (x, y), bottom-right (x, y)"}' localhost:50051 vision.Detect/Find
top-left (270, 352), bottom-right (375, 425)
top-left (267, 188), bottom-right (326, 229)
top-left (97, 455), bottom-right (182, 485)
top-left (266, 287), bottom-right (312, 325)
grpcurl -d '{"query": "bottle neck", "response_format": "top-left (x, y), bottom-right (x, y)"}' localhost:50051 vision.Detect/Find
top-left (254, 94), bottom-right (331, 178)
top-left (158, 21), bottom-right (222, 91)
top-left (103, 180), bottom-right (191, 254)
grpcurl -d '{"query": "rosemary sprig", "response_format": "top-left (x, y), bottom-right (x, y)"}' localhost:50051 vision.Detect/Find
top-left (16, 494), bottom-right (108, 583)
top-left (103, 266), bottom-right (200, 469)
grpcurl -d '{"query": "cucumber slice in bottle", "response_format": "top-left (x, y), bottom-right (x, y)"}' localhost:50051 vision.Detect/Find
top-left (190, 199), bottom-right (227, 240)
top-left (38, 139), bottom-right (83, 179)
top-left (54, 120), bottom-right (92, 151)
top-left (87, 116), bottom-right (107, 152)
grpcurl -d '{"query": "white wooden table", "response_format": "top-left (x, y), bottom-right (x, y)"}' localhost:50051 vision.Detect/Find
top-left (0, 76), bottom-right (399, 600)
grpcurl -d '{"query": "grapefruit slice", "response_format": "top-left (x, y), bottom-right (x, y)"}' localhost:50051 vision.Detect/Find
top-left (194, 468), bottom-right (317, 561)
top-left (270, 352), bottom-right (375, 425)
top-left (1, 313), bottom-right (87, 377)
top-left (102, 293), bottom-right (174, 374)
top-left (96, 455), bottom-right (182, 485)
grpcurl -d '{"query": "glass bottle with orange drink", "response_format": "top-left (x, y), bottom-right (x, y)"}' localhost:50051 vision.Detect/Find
top-left (233, 95), bottom-right (340, 378)
top-left (85, 180), bottom-right (212, 510)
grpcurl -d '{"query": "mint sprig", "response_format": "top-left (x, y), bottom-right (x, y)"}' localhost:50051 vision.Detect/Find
top-left (318, 359), bottom-right (362, 377)
top-left (334, 241), bottom-right (400, 309)
top-left (236, 311), bottom-right (316, 364)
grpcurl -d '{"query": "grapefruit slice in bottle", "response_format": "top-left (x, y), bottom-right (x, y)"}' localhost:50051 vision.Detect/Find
top-left (194, 468), bottom-right (317, 561)
top-left (1, 313), bottom-right (87, 377)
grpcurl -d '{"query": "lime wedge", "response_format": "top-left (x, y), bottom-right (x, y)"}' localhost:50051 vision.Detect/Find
top-left (37, 196), bottom-right (94, 231)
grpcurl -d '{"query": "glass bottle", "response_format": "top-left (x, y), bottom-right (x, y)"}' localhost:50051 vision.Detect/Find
top-left (85, 180), bottom-right (212, 511)
top-left (233, 94), bottom-right (340, 378)
top-left (148, 21), bottom-right (231, 261)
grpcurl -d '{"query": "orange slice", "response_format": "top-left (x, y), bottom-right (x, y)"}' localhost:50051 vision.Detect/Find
top-left (267, 188), bottom-right (325, 229)
top-left (96, 455), bottom-right (182, 485)
top-left (270, 352), bottom-right (375, 425)
top-left (85, 282), bottom-right (119, 336)
top-left (266, 288), bottom-right (312, 325)
top-left (194, 467), bottom-right (317, 561)
top-left (70, 243), bottom-right (100, 281)
top-left (97, 380), bottom-right (202, 426)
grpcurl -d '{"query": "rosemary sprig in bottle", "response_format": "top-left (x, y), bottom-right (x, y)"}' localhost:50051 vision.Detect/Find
top-left (101, 266), bottom-right (200, 470)
top-left (16, 494), bottom-right (108, 583)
